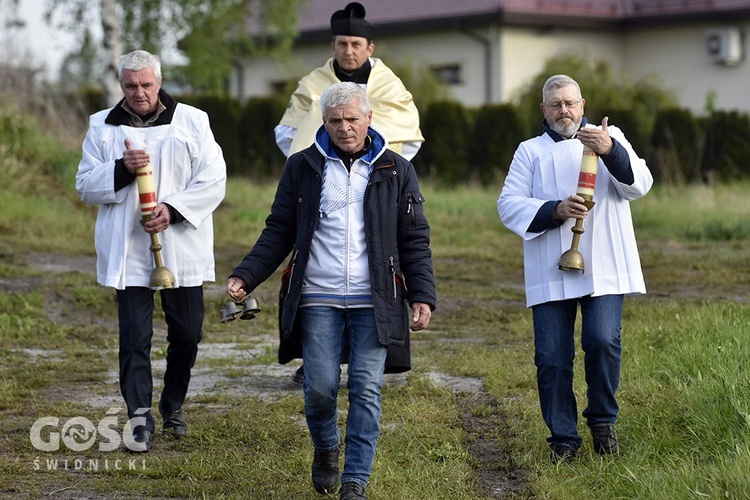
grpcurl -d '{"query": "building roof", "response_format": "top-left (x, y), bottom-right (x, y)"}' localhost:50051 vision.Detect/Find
top-left (247, 0), bottom-right (750, 41)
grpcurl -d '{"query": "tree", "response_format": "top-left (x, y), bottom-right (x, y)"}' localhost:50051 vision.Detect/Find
top-left (44, 0), bottom-right (302, 99)
top-left (99, 0), bottom-right (122, 105)
top-left (179, 0), bottom-right (305, 93)
top-left (58, 29), bottom-right (100, 92)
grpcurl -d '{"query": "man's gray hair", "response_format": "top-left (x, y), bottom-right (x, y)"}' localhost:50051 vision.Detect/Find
top-left (119, 50), bottom-right (162, 81)
top-left (542, 74), bottom-right (581, 103)
top-left (320, 82), bottom-right (371, 120)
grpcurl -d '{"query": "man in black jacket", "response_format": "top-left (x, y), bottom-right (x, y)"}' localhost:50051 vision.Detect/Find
top-left (227, 82), bottom-right (435, 499)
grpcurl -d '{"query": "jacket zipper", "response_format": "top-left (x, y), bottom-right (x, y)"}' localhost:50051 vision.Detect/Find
top-left (407, 192), bottom-right (416, 226)
top-left (389, 256), bottom-right (397, 300)
top-left (287, 249), bottom-right (298, 296)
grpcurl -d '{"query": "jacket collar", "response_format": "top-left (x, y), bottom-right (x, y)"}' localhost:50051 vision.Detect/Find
top-left (314, 125), bottom-right (386, 164)
top-left (105, 89), bottom-right (178, 126)
top-left (542, 117), bottom-right (589, 142)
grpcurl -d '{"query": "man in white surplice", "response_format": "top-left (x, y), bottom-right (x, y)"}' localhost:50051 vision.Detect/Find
top-left (76, 50), bottom-right (226, 452)
top-left (497, 74), bottom-right (652, 464)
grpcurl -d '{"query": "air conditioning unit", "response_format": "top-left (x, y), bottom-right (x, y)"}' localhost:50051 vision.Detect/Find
top-left (706, 28), bottom-right (743, 66)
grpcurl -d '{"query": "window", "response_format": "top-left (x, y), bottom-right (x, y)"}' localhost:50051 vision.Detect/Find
top-left (430, 64), bottom-right (462, 85)
top-left (270, 80), bottom-right (293, 96)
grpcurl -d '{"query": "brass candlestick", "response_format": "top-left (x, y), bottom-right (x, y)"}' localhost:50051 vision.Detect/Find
top-left (557, 197), bottom-right (596, 271)
top-left (143, 215), bottom-right (175, 289)
top-left (136, 162), bottom-right (175, 289)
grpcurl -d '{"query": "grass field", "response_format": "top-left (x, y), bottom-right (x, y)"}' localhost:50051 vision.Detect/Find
top-left (2, 120), bottom-right (750, 498)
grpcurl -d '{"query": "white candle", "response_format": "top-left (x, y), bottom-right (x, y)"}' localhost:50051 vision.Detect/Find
top-left (135, 163), bottom-right (157, 218)
top-left (577, 145), bottom-right (598, 199)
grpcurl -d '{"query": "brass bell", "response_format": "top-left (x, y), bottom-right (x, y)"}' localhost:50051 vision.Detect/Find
top-left (220, 300), bottom-right (242, 323)
top-left (239, 296), bottom-right (261, 320)
top-left (220, 297), bottom-right (261, 323)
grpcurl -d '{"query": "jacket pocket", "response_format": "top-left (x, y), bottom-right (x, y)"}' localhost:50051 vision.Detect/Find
top-left (386, 255), bottom-right (409, 344)
top-left (406, 191), bottom-right (426, 228)
top-left (388, 256), bottom-right (407, 303)
top-left (279, 249), bottom-right (298, 302)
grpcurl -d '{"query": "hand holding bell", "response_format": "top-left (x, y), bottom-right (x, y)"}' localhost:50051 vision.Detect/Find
top-left (220, 296), bottom-right (261, 323)
top-left (221, 276), bottom-right (261, 322)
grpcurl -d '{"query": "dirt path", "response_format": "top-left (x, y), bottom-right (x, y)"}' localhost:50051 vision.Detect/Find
top-left (9, 252), bottom-right (531, 499)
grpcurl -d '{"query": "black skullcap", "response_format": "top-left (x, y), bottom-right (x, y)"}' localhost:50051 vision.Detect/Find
top-left (330, 2), bottom-right (375, 40)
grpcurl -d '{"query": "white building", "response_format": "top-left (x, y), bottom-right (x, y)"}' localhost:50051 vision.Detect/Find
top-left (229, 0), bottom-right (750, 116)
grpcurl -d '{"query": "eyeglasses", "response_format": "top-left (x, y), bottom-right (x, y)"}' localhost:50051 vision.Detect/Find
top-left (544, 99), bottom-right (582, 111)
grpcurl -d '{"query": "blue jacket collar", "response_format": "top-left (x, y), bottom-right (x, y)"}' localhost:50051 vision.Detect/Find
top-left (315, 126), bottom-right (386, 163)
top-left (542, 117), bottom-right (589, 142)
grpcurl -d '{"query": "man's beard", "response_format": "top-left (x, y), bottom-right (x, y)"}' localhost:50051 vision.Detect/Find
top-left (550, 117), bottom-right (581, 139)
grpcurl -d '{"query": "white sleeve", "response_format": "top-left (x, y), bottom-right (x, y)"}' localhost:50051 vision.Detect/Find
top-left (274, 124), bottom-right (296, 157)
top-left (400, 141), bottom-right (422, 161)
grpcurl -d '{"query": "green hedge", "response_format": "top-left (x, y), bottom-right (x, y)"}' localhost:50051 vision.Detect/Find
top-left (701, 111), bottom-right (750, 182)
top-left (467, 104), bottom-right (525, 184)
top-left (239, 96), bottom-right (288, 179)
top-left (176, 93), bottom-right (242, 176)
top-left (651, 108), bottom-right (701, 183)
top-left (418, 100), bottom-right (470, 184)
top-left (73, 87), bottom-right (750, 185)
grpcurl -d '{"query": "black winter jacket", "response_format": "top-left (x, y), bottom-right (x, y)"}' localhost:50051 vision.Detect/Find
top-left (230, 135), bottom-right (436, 372)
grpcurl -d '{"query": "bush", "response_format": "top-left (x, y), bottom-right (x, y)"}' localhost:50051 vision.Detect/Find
top-left (177, 93), bottom-right (242, 176)
top-left (468, 104), bottom-right (525, 183)
top-left (651, 108), bottom-right (701, 184)
top-left (0, 105), bottom-right (79, 192)
top-left (419, 100), bottom-right (470, 184)
top-left (599, 108), bottom-right (650, 164)
top-left (512, 54), bottom-right (678, 146)
top-left (701, 110), bottom-right (750, 183)
top-left (239, 96), bottom-right (287, 178)
top-left (75, 86), bottom-right (107, 117)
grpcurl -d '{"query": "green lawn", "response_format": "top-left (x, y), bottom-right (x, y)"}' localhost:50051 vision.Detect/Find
top-left (1, 174), bottom-right (750, 498)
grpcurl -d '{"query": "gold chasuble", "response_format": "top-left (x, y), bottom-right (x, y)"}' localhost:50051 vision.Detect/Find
top-left (279, 57), bottom-right (424, 156)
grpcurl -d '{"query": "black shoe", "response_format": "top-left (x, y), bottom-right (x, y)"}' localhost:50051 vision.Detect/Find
top-left (292, 365), bottom-right (304, 385)
top-left (162, 409), bottom-right (188, 439)
top-left (340, 482), bottom-right (367, 499)
top-left (550, 443), bottom-right (577, 464)
top-left (127, 429), bottom-right (154, 453)
top-left (591, 425), bottom-right (618, 454)
top-left (312, 447), bottom-right (340, 494)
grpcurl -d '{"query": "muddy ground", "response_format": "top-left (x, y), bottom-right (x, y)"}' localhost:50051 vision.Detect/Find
top-left (3, 252), bottom-right (531, 499)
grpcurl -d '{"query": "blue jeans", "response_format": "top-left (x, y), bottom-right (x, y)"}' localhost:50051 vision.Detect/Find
top-left (532, 294), bottom-right (623, 449)
top-left (299, 307), bottom-right (388, 487)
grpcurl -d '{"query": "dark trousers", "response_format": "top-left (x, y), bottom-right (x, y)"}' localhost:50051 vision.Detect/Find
top-left (116, 286), bottom-right (204, 433)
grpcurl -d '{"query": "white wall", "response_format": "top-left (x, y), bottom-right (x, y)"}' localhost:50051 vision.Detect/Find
top-left (231, 45), bottom-right (333, 99)
top-left (499, 26), bottom-right (624, 102)
top-left (376, 31), bottom-right (491, 107)
top-left (230, 20), bottom-right (750, 115)
top-left (623, 23), bottom-right (750, 115)
top-left (232, 30), bottom-right (494, 107)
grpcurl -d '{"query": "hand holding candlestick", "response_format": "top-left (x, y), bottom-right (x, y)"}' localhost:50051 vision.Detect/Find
top-left (558, 142), bottom-right (598, 272)
top-left (125, 139), bottom-right (176, 289)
